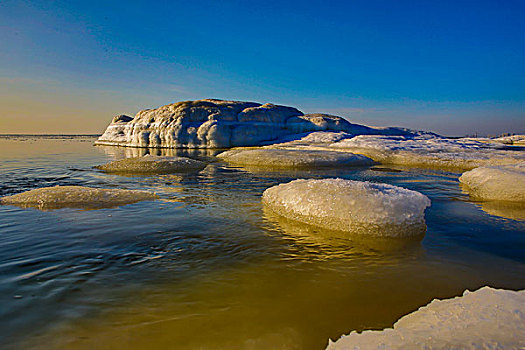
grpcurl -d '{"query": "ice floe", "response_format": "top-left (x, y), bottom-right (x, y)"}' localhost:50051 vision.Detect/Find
top-left (327, 286), bottom-right (525, 350)
top-left (96, 155), bottom-right (206, 174)
top-left (262, 179), bottom-right (431, 237)
top-left (218, 149), bottom-right (374, 169)
top-left (459, 163), bottom-right (525, 202)
top-left (0, 186), bottom-right (158, 210)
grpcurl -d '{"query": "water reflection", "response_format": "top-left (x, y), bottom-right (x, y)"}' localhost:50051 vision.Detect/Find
top-left (460, 183), bottom-right (525, 221)
top-left (95, 145), bottom-right (223, 161)
top-left (262, 205), bottom-right (425, 259)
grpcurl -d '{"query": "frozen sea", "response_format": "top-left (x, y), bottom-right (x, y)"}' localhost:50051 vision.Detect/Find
top-left (0, 135), bottom-right (524, 349)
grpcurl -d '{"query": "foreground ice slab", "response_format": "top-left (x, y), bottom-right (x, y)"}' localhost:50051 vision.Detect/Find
top-left (96, 156), bottom-right (206, 174)
top-left (262, 179), bottom-right (431, 237)
top-left (95, 99), bottom-right (425, 148)
top-left (459, 163), bottom-right (525, 202)
top-left (218, 149), bottom-right (374, 169)
top-left (327, 286), bottom-right (525, 350)
top-left (0, 186), bottom-right (158, 210)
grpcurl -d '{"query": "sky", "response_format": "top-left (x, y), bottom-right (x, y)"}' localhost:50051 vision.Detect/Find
top-left (0, 0), bottom-right (524, 136)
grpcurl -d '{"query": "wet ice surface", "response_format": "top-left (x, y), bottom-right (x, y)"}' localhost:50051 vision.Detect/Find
top-left (0, 136), bottom-right (524, 350)
top-left (328, 286), bottom-right (525, 350)
top-left (262, 179), bottom-right (430, 237)
top-left (460, 162), bottom-right (525, 202)
top-left (1, 185), bottom-right (158, 210)
top-left (218, 148), bottom-right (374, 169)
top-left (96, 155), bottom-right (207, 174)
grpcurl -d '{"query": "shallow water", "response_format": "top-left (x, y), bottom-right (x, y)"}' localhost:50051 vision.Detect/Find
top-left (0, 136), bottom-right (524, 350)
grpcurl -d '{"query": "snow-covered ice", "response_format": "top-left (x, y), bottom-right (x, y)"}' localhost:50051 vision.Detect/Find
top-left (327, 286), bottom-right (525, 350)
top-left (96, 156), bottom-right (206, 174)
top-left (0, 186), bottom-right (158, 210)
top-left (218, 149), bottom-right (374, 169)
top-left (459, 163), bottom-right (525, 202)
top-left (95, 99), bottom-right (427, 149)
top-left (262, 179), bottom-right (431, 237)
top-left (327, 135), bottom-right (525, 170)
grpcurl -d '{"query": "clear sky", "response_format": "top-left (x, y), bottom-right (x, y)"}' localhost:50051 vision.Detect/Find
top-left (1, 0), bottom-right (524, 136)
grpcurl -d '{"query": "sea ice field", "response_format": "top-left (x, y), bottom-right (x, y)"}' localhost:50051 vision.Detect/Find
top-left (0, 135), bottom-right (524, 349)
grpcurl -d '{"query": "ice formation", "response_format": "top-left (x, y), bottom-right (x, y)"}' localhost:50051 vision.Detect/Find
top-left (218, 149), bottom-right (374, 168)
top-left (493, 134), bottom-right (525, 145)
top-left (95, 99), bottom-right (424, 149)
top-left (327, 286), bottom-right (525, 350)
top-left (262, 179), bottom-right (431, 237)
top-left (459, 162), bottom-right (525, 202)
top-left (96, 155), bottom-right (206, 174)
top-left (0, 186), bottom-right (158, 210)
top-left (327, 135), bottom-right (525, 170)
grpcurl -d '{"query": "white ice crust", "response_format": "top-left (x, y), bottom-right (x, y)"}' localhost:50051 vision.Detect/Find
top-left (266, 134), bottom-right (524, 170)
top-left (94, 99), bottom-right (425, 149)
top-left (327, 286), bottom-right (525, 350)
top-left (0, 186), bottom-right (158, 210)
top-left (459, 162), bottom-right (525, 202)
top-left (262, 179), bottom-right (431, 237)
top-left (218, 149), bottom-right (374, 168)
top-left (96, 155), bottom-right (206, 174)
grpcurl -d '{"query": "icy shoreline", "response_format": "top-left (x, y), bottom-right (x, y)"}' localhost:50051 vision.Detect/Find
top-left (327, 286), bottom-right (525, 350)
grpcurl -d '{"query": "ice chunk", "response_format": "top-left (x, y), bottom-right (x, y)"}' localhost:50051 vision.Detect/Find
top-left (459, 163), bottom-right (525, 202)
top-left (218, 149), bottom-right (374, 169)
top-left (96, 156), bottom-right (206, 174)
top-left (327, 286), bottom-right (525, 350)
top-left (262, 179), bottom-right (431, 237)
top-left (0, 186), bottom-right (158, 210)
top-left (329, 135), bottom-right (525, 170)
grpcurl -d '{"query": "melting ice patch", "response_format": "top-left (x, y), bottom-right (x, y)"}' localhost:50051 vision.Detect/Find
top-left (218, 149), bottom-right (374, 169)
top-left (459, 162), bottom-right (525, 202)
top-left (327, 286), bottom-right (525, 350)
top-left (262, 179), bottom-right (431, 237)
top-left (96, 156), bottom-right (206, 174)
top-left (0, 185), bottom-right (158, 210)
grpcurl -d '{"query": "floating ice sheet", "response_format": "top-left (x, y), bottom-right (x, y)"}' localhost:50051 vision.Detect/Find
top-left (96, 156), bottom-right (206, 174)
top-left (0, 185), bottom-right (158, 210)
top-left (459, 163), bottom-right (525, 202)
top-left (327, 286), bottom-right (525, 350)
top-left (262, 179), bottom-right (430, 237)
top-left (218, 149), bottom-right (374, 169)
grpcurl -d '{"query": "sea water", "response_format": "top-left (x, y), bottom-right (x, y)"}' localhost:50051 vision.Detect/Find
top-left (0, 135), bottom-right (524, 349)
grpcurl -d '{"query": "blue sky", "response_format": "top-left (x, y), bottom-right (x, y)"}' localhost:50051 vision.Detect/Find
top-left (1, 0), bottom-right (524, 135)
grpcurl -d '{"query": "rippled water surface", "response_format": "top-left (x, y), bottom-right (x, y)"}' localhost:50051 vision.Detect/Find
top-left (0, 136), bottom-right (524, 349)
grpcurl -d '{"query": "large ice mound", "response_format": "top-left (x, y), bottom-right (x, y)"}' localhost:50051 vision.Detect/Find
top-left (0, 186), bottom-right (158, 210)
top-left (262, 179), bottom-right (431, 237)
top-left (327, 286), bottom-right (525, 350)
top-left (94, 99), bottom-right (426, 149)
top-left (96, 155), bottom-right (206, 174)
top-left (218, 149), bottom-right (374, 168)
top-left (459, 163), bottom-right (525, 202)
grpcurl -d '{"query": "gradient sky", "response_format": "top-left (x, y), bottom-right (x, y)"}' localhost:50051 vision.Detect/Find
top-left (1, 0), bottom-right (524, 136)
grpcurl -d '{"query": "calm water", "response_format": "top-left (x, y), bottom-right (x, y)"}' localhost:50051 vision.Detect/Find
top-left (0, 136), bottom-right (524, 350)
